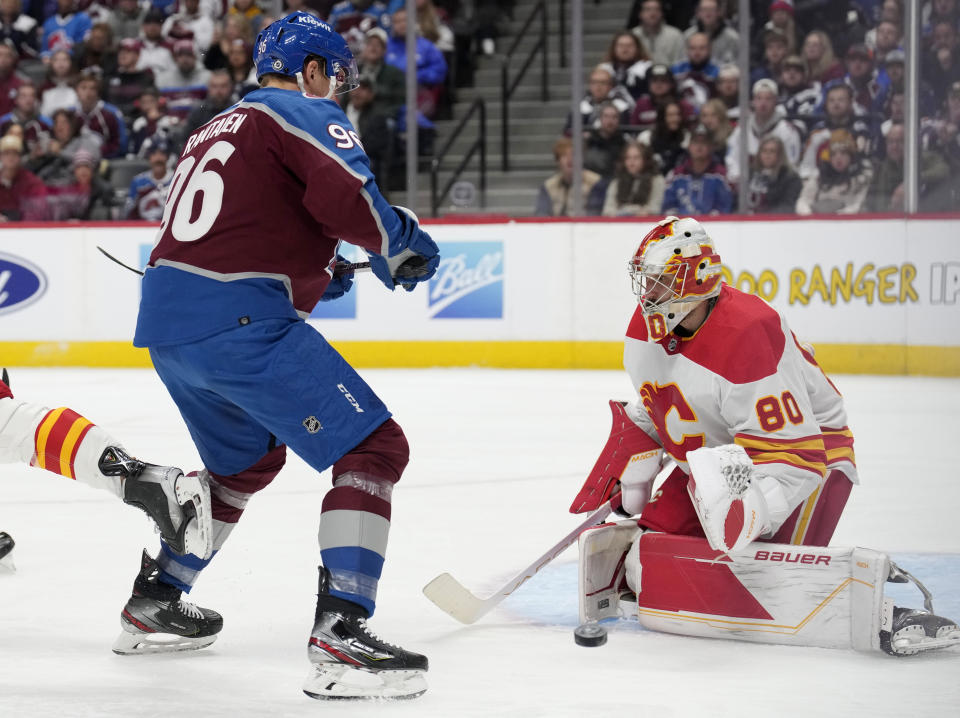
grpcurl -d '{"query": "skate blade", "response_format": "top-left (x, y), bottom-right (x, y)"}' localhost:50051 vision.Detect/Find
top-left (112, 628), bottom-right (217, 656)
top-left (0, 553), bottom-right (15, 574)
top-left (303, 664), bottom-right (427, 701)
top-left (175, 472), bottom-right (213, 560)
top-left (891, 625), bottom-right (960, 655)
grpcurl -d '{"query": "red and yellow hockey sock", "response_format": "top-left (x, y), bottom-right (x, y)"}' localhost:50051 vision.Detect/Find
top-left (32, 407), bottom-right (96, 480)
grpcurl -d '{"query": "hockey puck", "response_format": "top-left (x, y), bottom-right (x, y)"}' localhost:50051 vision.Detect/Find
top-left (573, 622), bottom-right (607, 647)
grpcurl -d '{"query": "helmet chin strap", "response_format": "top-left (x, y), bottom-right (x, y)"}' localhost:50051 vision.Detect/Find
top-left (295, 70), bottom-right (337, 99)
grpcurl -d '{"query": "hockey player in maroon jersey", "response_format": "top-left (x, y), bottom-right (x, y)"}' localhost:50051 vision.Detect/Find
top-left (119, 11), bottom-right (439, 700)
top-left (572, 216), bottom-right (959, 657)
top-left (0, 372), bottom-right (212, 563)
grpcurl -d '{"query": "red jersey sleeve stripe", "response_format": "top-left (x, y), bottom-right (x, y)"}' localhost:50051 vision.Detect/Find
top-left (820, 426), bottom-right (856, 467)
top-left (744, 449), bottom-right (827, 477)
top-left (734, 433), bottom-right (826, 450)
top-left (735, 433), bottom-right (827, 477)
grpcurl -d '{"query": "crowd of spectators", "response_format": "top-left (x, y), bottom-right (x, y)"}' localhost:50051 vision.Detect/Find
top-left (0, 0), bottom-right (516, 220)
top-left (0, 0), bottom-right (954, 221)
top-left (537, 0), bottom-right (960, 217)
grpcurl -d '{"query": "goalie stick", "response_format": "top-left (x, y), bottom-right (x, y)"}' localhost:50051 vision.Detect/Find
top-left (423, 502), bottom-right (613, 624)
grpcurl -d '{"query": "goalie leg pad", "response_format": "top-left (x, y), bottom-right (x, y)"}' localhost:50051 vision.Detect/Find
top-left (578, 520), bottom-right (643, 623)
top-left (624, 532), bottom-right (891, 652)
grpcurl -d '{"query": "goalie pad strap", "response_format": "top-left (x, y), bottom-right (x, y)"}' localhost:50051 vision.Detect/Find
top-left (570, 400), bottom-right (662, 514)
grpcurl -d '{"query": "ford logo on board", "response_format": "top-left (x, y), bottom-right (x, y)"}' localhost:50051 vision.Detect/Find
top-left (0, 252), bottom-right (48, 315)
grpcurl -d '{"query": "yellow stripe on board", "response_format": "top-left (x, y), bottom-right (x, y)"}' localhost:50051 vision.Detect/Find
top-left (33, 407), bottom-right (66, 471)
top-left (2, 341), bottom-right (960, 375)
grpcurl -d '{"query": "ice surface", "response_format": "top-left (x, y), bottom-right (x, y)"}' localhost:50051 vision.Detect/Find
top-left (1, 368), bottom-right (958, 718)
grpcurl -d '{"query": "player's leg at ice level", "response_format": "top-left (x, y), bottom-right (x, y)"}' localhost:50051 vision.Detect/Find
top-left (113, 441), bottom-right (285, 654)
top-left (305, 416), bottom-right (429, 700)
top-left (0, 373), bottom-right (211, 558)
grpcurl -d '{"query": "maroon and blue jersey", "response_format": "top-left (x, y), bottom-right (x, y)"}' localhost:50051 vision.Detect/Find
top-left (134, 86), bottom-right (408, 348)
top-left (125, 169), bottom-right (173, 221)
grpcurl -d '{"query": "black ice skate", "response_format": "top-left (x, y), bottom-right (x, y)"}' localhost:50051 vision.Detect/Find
top-left (881, 607), bottom-right (960, 656)
top-left (880, 562), bottom-right (960, 656)
top-left (113, 550), bottom-right (222, 655)
top-left (0, 531), bottom-right (14, 572)
top-left (303, 567), bottom-right (428, 700)
top-left (100, 446), bottom-right (212, 558)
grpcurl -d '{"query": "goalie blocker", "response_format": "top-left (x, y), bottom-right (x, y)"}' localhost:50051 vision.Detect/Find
top-left (579, 525), bottom-right (960, 657)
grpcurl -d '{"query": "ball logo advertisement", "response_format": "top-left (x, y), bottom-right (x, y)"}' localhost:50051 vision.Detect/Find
top-left (428, 242), bottom-right (504, 319)
top-left (0, 252), bottom-right (47, 316)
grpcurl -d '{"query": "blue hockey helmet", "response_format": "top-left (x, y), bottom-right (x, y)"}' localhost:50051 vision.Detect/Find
top-left (254, 11), bottom-right (359, 93)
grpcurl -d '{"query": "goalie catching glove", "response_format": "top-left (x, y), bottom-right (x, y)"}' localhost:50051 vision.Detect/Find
top-left (686, 444), bottom-right (775, 553)
top-left (366, 206), bottom-right (440, 292)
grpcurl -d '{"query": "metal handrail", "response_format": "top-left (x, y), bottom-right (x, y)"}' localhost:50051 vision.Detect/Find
top-left (500, 1), bottom-right (548, 171)
top-left (430, 97), bottom-right (487, 217)
top-left (561, 0), bottom-right (605, 68)
top-left (560, 0), bottom-right (567, 68)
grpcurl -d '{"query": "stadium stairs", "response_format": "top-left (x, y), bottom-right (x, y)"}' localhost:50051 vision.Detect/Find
top-left (418, 0), bottom-right (628, 217)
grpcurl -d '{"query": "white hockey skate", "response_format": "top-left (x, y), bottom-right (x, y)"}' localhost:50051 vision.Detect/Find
top-left (303, 568), bottom-right (428, 700)
top-left (0, 531), bottom-right (15, 573)
top-left (101, 447), bottom-right (213, 559)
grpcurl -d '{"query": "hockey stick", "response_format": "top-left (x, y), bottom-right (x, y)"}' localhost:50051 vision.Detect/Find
top-left (422, 502), bottom-right (613, 624)
top-left (97, 245), bottom-right (374, 278)
top-left (95, 247), bottom-right (429, 281)
top-left (97, 245), bottom-right (143, 275)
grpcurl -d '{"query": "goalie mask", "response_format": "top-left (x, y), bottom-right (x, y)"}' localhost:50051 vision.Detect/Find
top-left (628, 216), bottom-right (723, 335)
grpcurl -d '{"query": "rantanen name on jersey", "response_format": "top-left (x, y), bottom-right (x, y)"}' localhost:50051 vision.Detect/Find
top-left (182, 112), bottom-right (248, 157)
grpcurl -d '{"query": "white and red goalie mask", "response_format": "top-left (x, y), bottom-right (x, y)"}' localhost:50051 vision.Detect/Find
top-left (628, 216), bottom-right (724, 335)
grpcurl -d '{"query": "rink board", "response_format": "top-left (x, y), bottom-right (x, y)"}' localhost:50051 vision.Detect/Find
top-left (1, 216), bottom-right (958, 375)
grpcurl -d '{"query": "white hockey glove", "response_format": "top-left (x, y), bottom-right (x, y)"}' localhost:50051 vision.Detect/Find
top-left (686, 444), bottom-right (771, 553)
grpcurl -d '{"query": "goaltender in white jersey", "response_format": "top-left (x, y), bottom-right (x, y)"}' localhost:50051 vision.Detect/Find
top-left (571, 216), bottom-right (959, 657)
